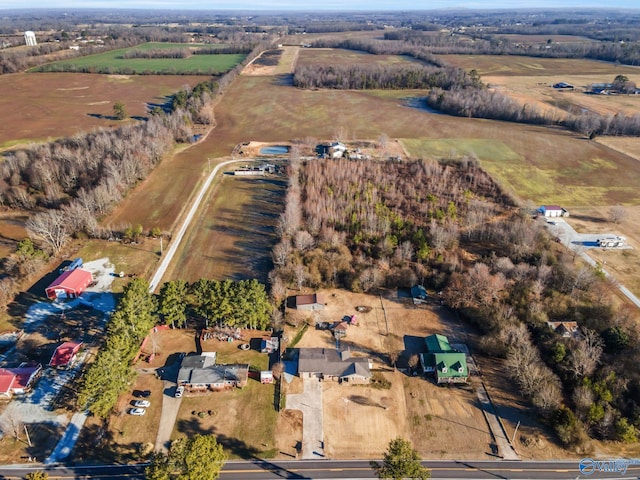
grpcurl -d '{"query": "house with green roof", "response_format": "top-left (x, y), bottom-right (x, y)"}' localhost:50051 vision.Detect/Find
top-left (420, 334), bottom-right (469, 384)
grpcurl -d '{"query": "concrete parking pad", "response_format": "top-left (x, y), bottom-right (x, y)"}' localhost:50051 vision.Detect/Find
top-left (286, 377), bottom-right (324, 459)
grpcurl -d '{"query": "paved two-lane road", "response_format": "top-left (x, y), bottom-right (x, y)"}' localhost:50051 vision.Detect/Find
top-left (3, 459), bottom-right (639, 480)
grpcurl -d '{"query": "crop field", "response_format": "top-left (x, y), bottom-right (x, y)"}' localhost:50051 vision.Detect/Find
top-left (111, 51), bottom-right (640, 231)
top-left (438, 54), bottom-right (640, 77)
top-left (161, 173), bottom-right (286, 284)
top-left (0, 72), bottom-right (205, 148)
top-left (32, 42), bottom-right (245, 75)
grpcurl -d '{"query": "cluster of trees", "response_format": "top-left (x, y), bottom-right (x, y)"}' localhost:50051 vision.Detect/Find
top-left (442, 242), bottom-right (640, 445)
top-left (77, 278), bottom-right (157, 418)
top-left (293, 63), bottom-right (477, 91)
top-left (146, 434), bottom-right (227, 480)
top-left (0, 42), bottom-right (65, 74)
top-left (120, 45), bottom-right (254, 60)
top-left (269, 154), bottom-right (511, 298)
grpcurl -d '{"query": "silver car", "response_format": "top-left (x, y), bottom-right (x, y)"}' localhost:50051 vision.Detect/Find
top-left (129, 407), bottom-right (146, 416)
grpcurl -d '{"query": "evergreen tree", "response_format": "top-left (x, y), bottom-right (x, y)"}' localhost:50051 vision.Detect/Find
top-left (371, 437), bottom-right (430, 480)
top-left (159, 280), bottom-right (188, 328)
top-left (146, 435), bottom-right (227, 480)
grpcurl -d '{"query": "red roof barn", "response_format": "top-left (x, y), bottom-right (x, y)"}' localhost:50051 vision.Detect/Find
top-left (49, 341), bottom-right (83, 368)
top-left (0, 364), bottom-right (42, 398)
top-left (45, 269), bottom-right (92, 300)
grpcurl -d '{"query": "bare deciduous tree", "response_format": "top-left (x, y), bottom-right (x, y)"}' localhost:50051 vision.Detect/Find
top-left (568, 329), bottom-right (603, 379)
top-left (609, 205), bottom-right (627, 224)
top-left (26, 210), bottom-right (69, 254)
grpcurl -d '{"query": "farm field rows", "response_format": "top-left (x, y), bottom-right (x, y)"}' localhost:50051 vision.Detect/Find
top-left (0, 72), bottom-right (205, 148)
top-left (33, 42), bottom-right (245, 75)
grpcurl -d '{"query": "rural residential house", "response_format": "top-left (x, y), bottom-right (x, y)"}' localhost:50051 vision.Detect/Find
top-left (0, 364), bottom-right (42, 398)
top-left (547, 321), bottom-right (580, 338)
top-left (45, 268), bottom-right (93, 300)
top-left (298, 348), bottom-right (372, 384)
top-left (49, 341), bottom-right (83, 368)
top-left (537, 205), bottom-right (569, 218)
top-left (420, 334), bottom-right (468, 384)
top-left (177, 353), bottom-right (248, 392)
top-left (293, 294), bottom-right (325, 311)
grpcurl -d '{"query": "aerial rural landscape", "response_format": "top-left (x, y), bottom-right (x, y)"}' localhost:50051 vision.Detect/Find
top-left (0, 5), bottom-right (640, 480)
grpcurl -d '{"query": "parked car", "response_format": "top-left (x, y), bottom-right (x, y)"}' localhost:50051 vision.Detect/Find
top-left (129, 408), bottom-right (146, 416)
top-left (134, 390), bottom-right (151, 398)
top-left (175, 385), bottom-right (184, 398)
top-left (133, 400), bottom-right (151, 408)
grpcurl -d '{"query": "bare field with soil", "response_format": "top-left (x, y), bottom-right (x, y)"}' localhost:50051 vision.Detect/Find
top-left (162, 173), bottom-right (286, 284)
top-left (0, 72), bottom-right (205, 148)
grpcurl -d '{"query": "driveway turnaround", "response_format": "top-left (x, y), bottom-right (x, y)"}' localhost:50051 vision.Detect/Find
top-left (286, 377), bottom-right (324, 459)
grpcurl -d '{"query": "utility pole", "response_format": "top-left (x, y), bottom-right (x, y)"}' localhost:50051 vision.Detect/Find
top-left (24, 425), bottom-right (32, 447)
top-left (511, 420), bottom-right (520, 444)
top-left (160, 236), bottom-right (163, 255)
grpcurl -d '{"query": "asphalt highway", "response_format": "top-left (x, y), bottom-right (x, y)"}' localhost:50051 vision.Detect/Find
top-left (2, 459), bottom-right (639, 480)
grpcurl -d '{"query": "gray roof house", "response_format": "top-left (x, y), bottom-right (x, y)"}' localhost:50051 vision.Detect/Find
top-left (177, 353), bottom-right (248, 392)
top-left (298, 348), bottom-right (372, 384)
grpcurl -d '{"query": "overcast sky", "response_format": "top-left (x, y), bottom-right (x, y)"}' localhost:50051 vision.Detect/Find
top-left (1, 0), bottom-right (639, 10)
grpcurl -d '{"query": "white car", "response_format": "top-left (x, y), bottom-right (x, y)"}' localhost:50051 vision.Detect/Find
top-left (133, 400), bottom-right (150, 408)
top-left (175, 385), bottom-right (184, 398)
top-left (129, 408), bottom-right (146, 416)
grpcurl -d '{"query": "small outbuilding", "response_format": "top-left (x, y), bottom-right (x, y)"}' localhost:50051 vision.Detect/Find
top-left (261, 337), bottom-right (279, 354)
top-left (45, 268), bottom-right (93, 300)
top-left (538, 205), bottom-right (569, 218)
top-left (49, 341), bottom-right (83, 368)
top-left (411, 285), bottom-right (428, 305)
top-left (260, 371), bottom-right (274, 384)
top-left (293, 294), bottom-right (325, 311)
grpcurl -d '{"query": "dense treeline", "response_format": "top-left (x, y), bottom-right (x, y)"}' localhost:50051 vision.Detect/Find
top-left (121, 44), bottom-right (254, 59)
top-left (293, 63), bottom-right (477, 90)
top-left (77, 278), bottom-right (157, 418)
top-left (383, 30), bottom-right (640, 66)
top-left (426, 87), bottom-right (640, 137)
top-left (270, 152), bottom-right (639, 446)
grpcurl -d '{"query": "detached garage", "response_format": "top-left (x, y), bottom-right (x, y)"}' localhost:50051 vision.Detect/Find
top-left (45, 268), bottom-right (93, 300)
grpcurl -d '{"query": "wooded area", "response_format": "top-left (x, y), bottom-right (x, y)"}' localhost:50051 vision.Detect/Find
top-left (270, 153), bottom-right (640, 446)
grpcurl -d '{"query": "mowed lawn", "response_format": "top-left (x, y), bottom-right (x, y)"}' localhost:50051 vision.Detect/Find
top-left (34, 42), bottom-right (245, 75)
top-left (0, 72), bottom-right (205, 148)
top-left (161, 174), bottom-right (286, 283)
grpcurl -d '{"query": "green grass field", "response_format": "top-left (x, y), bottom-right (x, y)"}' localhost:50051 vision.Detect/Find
top-left (32, 42), bottom-right (246, 75)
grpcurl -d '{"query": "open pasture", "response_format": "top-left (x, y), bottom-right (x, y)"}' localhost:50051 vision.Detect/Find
top-left (161, 173), bottom-right (286, 284)
top-left (0, 72), bottom-right (205, 148)
top-left (296, 48), bottom-right (424, 67)
top-left (402, 136), bottom-right (640, 206)
top-left (33, 42), bottom-right (245, 75)
top-left (438, 54), bottom-right (640, 77)
top-left (485, 73), bottom-right (640, 117)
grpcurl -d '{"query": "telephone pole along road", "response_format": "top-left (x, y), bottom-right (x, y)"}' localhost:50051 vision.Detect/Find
top-left (148, 158), bottom-right (254, 292)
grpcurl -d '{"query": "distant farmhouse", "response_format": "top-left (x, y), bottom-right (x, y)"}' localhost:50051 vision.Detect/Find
top-left (420, 334), bottom-right (469, 384)
top-left (177, 353), bottom-right (249, 393)
top-left (547, 321), bottom-right (580, 339)
top-left (298, 348), bottom-right (372, 384)
top-left (537, 205), bottom-right (569, 218)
